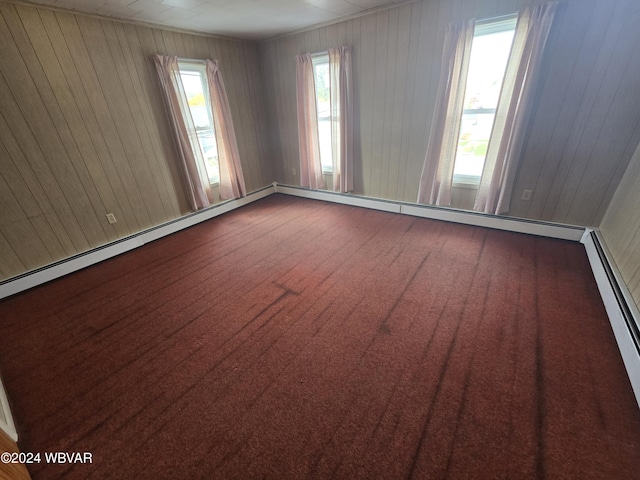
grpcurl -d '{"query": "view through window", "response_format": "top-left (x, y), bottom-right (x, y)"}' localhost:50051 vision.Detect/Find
top-left (453, 17), bottom-right (517, 186)
top-left (312, 54), bottom-right (333, 173)
top-left (178, 62), bottom-right (220, 185)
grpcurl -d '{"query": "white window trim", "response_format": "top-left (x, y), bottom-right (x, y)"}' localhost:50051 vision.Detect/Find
top-left (311, 53), bottom-right (333, 174)
top-left (177, 60), bottom-right (221, 186)
top-left (451, 15), bottom-right (518, 189)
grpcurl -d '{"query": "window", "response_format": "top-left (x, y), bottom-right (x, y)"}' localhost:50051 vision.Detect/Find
top-left (312, 54), bottom-right (332, 173)
top-left (178, 61), bottom-right (220, 185)
top-left (452, 17), bottom-right (517, 187)
top-left (296, 47), bottom-right (352, 192)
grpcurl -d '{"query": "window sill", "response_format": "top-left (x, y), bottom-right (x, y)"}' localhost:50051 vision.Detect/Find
top-left (452, 175), bottom-right (480, 189)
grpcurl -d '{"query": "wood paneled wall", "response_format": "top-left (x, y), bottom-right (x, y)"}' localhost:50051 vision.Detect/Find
top-left (600, 142), bottom-right (640, 312)
top-left (259, 0), bottom-right (640, 227)
top-left (510, 0), bottom-right (640, 226)
top-left (2, 0), bottom-right (640, 281)
top-left (0, 2), bottom-right (272, 280)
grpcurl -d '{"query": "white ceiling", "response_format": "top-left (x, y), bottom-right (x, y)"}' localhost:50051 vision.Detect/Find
top-left (22, 0), bottom-right (411, 40)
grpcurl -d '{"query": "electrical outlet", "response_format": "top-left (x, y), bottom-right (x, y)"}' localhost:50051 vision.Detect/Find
top-left (522, 189), bottom-right (533, 201)
top-left (106, 213), bottom-right (117, 224)
top-left (292, 167), bottom-right (297, 176)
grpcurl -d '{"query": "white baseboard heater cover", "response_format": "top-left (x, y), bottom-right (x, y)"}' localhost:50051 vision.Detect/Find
top-left (582, 230), bottom-right (640, 408)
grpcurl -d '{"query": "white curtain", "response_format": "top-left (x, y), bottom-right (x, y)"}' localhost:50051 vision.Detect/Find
top-left (417, 20), bottom-right (475, 206)
top-left (328, 46), bottom-right (354, 193)
top-left (474, 2), bottom-right (558, 214)
top-left (296, 53), bottom-right (325, 190)
top-left (153, 55), bottom-right (212, 210)
top-left (205, 59), bottom-right (246, 200)
top-left (153, 55), bottom-right (246, 210)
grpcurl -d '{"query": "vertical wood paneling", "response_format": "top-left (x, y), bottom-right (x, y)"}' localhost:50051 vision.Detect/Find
top-left (0, 112), bottom-right (69, 260)
top-left (113, 22), bottom-right (180, 218)
top-left (99, 19), bottom-right (167, 226)
top-left (379, 7), bottom-right (398, 200)
top-left (396, 2), bottom-right (422, 201)
top-left (511, 0), bottom-right (601, 220)
top-left (357, 13), bottom-right (377, 195)
top-left (260, 0), bottom-right (640, 224)
top-left (0, 176), bottom-right (52, 271)
top-left (0, 3), bottom-right (271, 281)
top-left (17, 8), bottom-right (113, 246)
top-left (6, 7), bottom-right (110, 251)
top-left (601, 141), bottom-right (640, 311)
top-left (403, 0), bottom-right (438, 202)
top-left (282, 34), bottom-right (301, 184)
top-left (369, 12), bottom-right (390, 198)
top-left (387, 4), bottom-right (411, 201)
top-left (509, 0), bottom-right (640, 226)
top-left (30, 9), bottom-right (133, 241)
top-left (123, 24), bottom-right (184, 214)
top-left (0, 7), bottom-right (92, 255)
top-left (244, 43), bottom-right (273, 188)
top-left (131, 24), bottom-right (188, 213)
top-left (543, 0), bottom-right (638, 224)
top-left (58, 13), bottom-right (151, 231)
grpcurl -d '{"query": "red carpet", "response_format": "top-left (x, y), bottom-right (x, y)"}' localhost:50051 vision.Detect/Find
top-left (0, 194), bottom-right (639, 479)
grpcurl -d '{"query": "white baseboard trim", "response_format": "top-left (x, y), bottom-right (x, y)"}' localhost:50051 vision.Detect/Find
top-left (274, 184), bottom-right (403, 214)
top-left (274, 184), bottom-right (585, 241)
top-left (582, 230), bottom-right (640, 408)
top-left (0, 185), bottom-right (275, 301)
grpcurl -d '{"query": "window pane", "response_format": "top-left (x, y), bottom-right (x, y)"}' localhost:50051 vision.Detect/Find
top-left (314, 60), bottom-right (332, 172)
top-left (179, 66), bottom-right (220, 185)
top-left (180, 71), bottom-right (211, 129)
top-left (198, 129), bottom-right (219, 185)
top-left (463, 30), bottom-right (515, 111)
top-left (318, 118), bottom-right (332, 172)
top-left (455, 113), bottom-right (494, 178)
top-left (453, 24), bottom-right (515, 182)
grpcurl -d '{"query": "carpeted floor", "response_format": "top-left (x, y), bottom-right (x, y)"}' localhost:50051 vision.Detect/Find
top-left (0, 194), bottom-right (639, 479)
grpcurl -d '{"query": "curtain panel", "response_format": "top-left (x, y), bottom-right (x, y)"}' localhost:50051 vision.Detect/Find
top-left (205, 59), bottom-right (246, 200)
top-left (417, 20), bottom-right (475, 206)
top-left (153, 55), bottom-right (212, 210)
top-left (328, 46), bottom-right (354, 193)
top-left (153, 55), bottom-right (246, 210)
top-left (296, 53), bottom-right (325, 190)
top-left (474, 2), bottom-right (559, 214)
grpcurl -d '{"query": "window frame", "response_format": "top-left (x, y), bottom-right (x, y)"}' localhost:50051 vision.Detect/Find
top-left (177, 60), bottom-right (221, 186)
top-left (311, 53), bottom-right (333, 174)
top-left (452, 15), bottom-right (517, 189)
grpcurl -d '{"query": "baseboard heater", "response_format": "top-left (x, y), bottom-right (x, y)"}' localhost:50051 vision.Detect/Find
top-left (273, 184), bottom-right (586, 241)
top-left (582, 230), bottom-right (640, 407)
